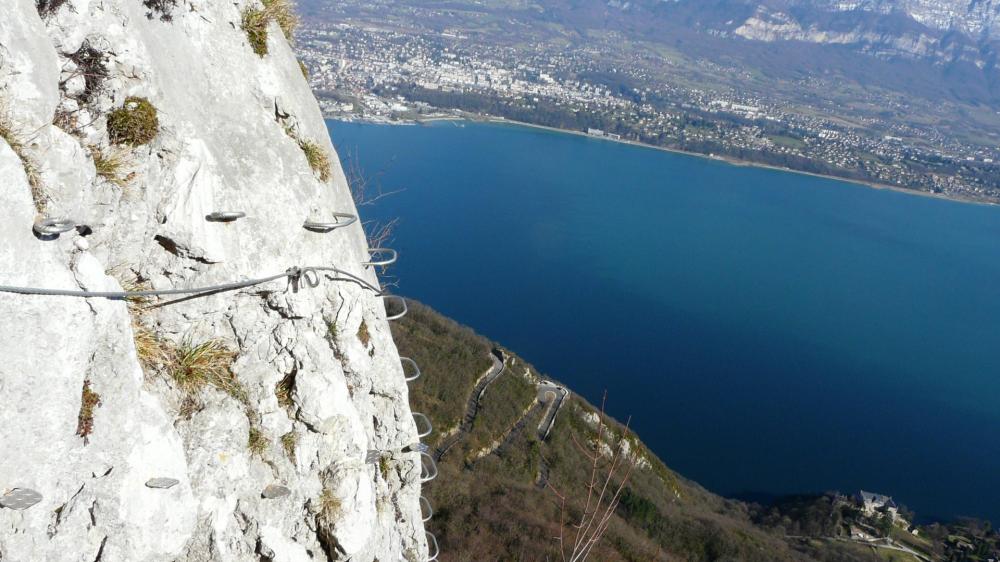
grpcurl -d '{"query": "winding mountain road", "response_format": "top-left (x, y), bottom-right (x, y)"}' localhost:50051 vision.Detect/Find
top-left (433, 349), bottom-right (506, 461)
top-left (536, 382), bottom-right (569, 442)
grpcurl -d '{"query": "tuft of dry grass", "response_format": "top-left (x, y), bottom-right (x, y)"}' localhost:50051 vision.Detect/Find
top-left (0, 106), bottom-right (46, 212)
top-left (171, 338), bottom-right (244, 402)
top-left (76, 379), bottom-right (102, 444)
top-left (357, 318), bottom-right (371, 347)
top-left (90, 145), bottom-right (135, 188)
top-left (114, 276), bottom-right (171, 374)
top-left (379, 455), bottom-right (391, 480)
top-left (263, 0), bottom-right (298, 40)
top-left (241, 0), bottom-right (298, 57)
top-left (297, 138), bottom-right (331, 182)
top-left (248, 426), bottom-right (268, 456)
top-left (241, 6), bottom-right (270, 56)
top-left (281, 122), bottom-right (331, 183)
top-left (275, 369), bottom-right (296, 409)
top-left (281, 431), bottom-right (297, 460)
top-left (298, 59), bottom-right (309, 79)
top-left (133, 321), bottom-right (170, 373)
top-left (318, 488), bottom-right (342, 521)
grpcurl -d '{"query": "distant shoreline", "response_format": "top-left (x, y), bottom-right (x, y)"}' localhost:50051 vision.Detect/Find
top-left (326, 113), bottom-right (996, 208)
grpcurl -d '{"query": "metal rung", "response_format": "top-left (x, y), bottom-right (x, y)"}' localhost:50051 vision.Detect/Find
top-left (402, 442), bottom-right (429, 454)
top-left (145, 477), bottom-right (179, 489)
top-left (400, 357), bottom-right (421, 382)
top-left (419, 452), bottom-right (437, 483)
top-left (303, 213), bottom-right (358, 232)
top-left (382, 295), bottom-right (407, 321)
top-left (206, 211), bottom-right (246, 222)
top-left (426, 531), bottom-right (440, 561)
top-left (0, 488), bottom-right (42, 510)
top-left (362, 248), bottom-right (397, 267)
top-left (412, 412), bottom-right (433, 438)
top-left (33, 217), bottom-right (76, 236)
top-left (420, 496), bottom-right (433, 522)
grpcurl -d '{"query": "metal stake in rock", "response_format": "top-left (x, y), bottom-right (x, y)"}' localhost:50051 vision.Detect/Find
top-left (0, 488), bottom-right (43, 510)
top-left (261, 484), bottom-right (292, 499)
top-left (145, 477), bottom-right (180, 489)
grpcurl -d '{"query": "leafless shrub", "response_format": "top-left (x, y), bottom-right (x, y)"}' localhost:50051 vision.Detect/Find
top-left (36, 0), bottom-right (69, 18)
top-left (342, 148), bottom-right (405, 259)
top-left (547, 392), bottom-right (635, 562)
top-left (365, 217), bottom-right (399, 250)
top-left (65, 41), bottom-right (109, 105)
top-left (143, 0), bottom-right (177, 21)
top-left (344, 147), bottom-right (404, 207)
top-left (76, 379), bottom-right (102, 444)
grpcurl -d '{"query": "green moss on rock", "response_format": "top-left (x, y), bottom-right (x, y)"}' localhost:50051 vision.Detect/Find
top-left (107, 97), bottom-right (159, 146)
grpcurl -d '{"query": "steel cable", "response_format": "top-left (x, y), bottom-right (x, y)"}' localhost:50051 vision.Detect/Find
top-left (0, 266), bottom-right (385, 300)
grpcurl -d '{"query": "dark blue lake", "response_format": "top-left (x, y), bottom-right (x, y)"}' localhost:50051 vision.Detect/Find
top-left (329, 119), bottom-right (1000, 523)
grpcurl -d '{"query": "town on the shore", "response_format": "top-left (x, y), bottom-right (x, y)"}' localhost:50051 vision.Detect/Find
top-left (296, 23), bottom-right (1000, 204)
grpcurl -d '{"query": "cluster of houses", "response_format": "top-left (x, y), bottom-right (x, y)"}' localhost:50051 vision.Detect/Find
top-left (845, 491), bottom-right (999, 561)
top-left (842, 490), bottom-right (912, 541)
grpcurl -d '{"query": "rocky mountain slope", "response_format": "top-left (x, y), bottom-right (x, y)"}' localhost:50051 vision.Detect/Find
top-left (0, 1), bottom-right (426, 560)
top-left (811, 0), bottom-right (1000, 39)
top-left (609, 0), bottom-right (998, 69)
top-left (724, 0), bottom-right (1000, 68)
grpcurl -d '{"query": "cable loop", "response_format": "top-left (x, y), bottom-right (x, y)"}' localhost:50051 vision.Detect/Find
top-left (287, 267), bottom-right (320, 289)
top-left (33, 218), bottom-right (77, 236)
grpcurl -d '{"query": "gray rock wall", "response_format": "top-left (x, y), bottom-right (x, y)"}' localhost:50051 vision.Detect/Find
top-left (0, 0), bottom-right (425, 560)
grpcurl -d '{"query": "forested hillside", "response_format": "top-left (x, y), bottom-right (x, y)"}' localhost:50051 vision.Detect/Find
top-left (393, 301), bottom-right (997, 561)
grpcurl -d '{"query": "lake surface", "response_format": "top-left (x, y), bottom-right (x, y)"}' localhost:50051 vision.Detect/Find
top-left (329, 119), bottom-right (1000, 523)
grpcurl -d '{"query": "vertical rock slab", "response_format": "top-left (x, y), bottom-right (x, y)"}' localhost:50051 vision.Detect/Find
top-left (0, 0), bottom-right (425, 560)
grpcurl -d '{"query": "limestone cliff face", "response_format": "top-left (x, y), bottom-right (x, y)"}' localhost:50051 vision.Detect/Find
top-left (0, 1), bottom-right (425, 560)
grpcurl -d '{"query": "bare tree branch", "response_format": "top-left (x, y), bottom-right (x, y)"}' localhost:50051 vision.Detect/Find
top-left (546, 392), bottom-right (635, 562)
top-left (344, 146), bottom-right (406, 206)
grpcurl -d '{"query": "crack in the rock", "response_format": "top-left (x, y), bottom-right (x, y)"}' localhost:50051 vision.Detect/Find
top-left (87, 499), bottom-right (98, 529)
top-left (91, 536), bottom-right (108, 562)
top-left (153, 235), bottom-right (212, 264)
